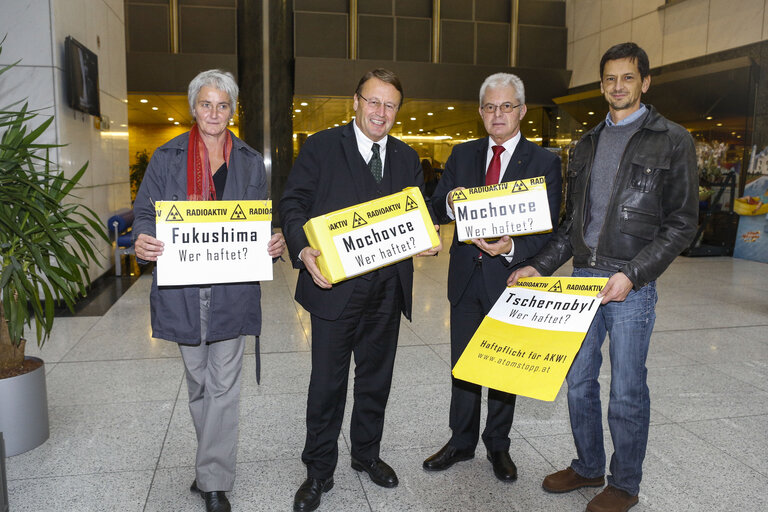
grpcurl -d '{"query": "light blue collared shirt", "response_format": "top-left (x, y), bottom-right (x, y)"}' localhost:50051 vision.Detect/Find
top-left (605, 103), bottom-right (647, 127)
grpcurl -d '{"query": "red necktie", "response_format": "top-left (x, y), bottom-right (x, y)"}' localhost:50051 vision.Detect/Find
top-left (486, 145), bottom-right (505, 185)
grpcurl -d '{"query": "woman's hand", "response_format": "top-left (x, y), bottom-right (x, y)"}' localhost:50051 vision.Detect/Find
top-left (135, 233), bottom-right (164, 261)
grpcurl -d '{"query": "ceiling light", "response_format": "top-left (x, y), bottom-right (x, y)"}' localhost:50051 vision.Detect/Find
top-left (168, 117), bottom-right (174, 121)
top-left (419, 128), bottom-right (423, 132)
top-left (556, 116), bottom-right (561, 120)
top-left (706, 116), bottom-right (713, 120)
top-left (447, 106), bottom-right (454, 110)
top-left (716, 123), bottom-right (723, 126)
top-left (408, 131), bottom-right (412, 134)
top-left (300, 102), bottom-right (308, 106)
top-left (295, 109), bottom-right (301, 113)
top-left (174, 121), bottom-right (179, 125)
top-left (152, 106), bottom-right (158, 110)
top-left (140, 99), bottom-right (148, 103)
top-left (410, 117), bottom-right (416, 121)
top-left (528, 120), bottom-right (533, 124)
top-left (582, 122), bottom-right (587, 125)
top-left (588, 111), bottom-right (594, 115)
top-left (427, 112), bottom-right (433, 116)
top-left (532, 128), bottom-right (537, 131)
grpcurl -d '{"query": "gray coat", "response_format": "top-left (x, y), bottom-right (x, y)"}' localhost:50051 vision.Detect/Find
top-left (133, 131), bottom-right (267, 344)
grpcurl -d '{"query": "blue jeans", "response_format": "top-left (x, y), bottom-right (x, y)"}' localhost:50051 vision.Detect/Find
top-left (567, 267), bottom-right (658, 496)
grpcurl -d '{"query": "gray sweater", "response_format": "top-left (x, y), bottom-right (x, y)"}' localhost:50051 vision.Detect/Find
top-left (584, 112), bottom-right (647, 248)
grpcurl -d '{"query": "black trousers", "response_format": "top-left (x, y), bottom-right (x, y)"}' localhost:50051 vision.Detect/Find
top-left (449, 261), bottom-right (517, 452)
top-left (302, 270), bottom-right (403, 479)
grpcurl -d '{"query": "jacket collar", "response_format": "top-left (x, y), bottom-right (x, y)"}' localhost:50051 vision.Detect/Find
top-left (586, 104), bottom-right (667, 141)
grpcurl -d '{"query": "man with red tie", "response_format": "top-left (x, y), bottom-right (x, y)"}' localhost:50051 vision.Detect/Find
top-left (424, 73), bottom-right (562, 481)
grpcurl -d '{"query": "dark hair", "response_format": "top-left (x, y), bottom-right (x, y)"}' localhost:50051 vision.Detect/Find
top-left (355, 68), bottom-right (404, 107)
top-left (599, 42), bottom-right (650, 80)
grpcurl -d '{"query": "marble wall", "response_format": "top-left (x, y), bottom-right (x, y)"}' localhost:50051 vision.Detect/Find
top-left (0, 0), bottom-right (129, 279)
top-left (566, 0), bottom-right (768, 86)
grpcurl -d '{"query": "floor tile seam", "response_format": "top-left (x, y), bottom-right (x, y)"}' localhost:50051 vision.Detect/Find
top-left (48, 397), bottom-right (178, 409)
top-left (53, 355), bottom-right (184, 364)
top-left (652, 322), bottom-right (768, 334)
top-left (42, 315), bottom-right (103, 370)
top-left (144, 371), bottom-right (187, 512)
top-left (673, 419), bottom-right (768, 480)
top-left (675, 411), bottom-right (768, 425)
top-left (5, 467), bottom-right (156, 483)
top-left (700, 361), bottom-right (768, 393)
top-left (425, 344), bottom-right (452, 367)
top-left (652, 324), bottom-right (768, 334)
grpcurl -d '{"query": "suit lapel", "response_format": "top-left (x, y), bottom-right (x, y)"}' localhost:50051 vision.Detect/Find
top-left (500, 136), bottom-right (531, 182)
top-left (474, 138), bottom-right (489, 187)
top-left (341, 122), bottom-right (368, 202)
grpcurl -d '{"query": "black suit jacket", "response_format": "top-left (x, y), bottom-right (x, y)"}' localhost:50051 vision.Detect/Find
top-left (279, 122), bottom-right (426, 321)
top-left (431, 136), bottom-right (562, 306)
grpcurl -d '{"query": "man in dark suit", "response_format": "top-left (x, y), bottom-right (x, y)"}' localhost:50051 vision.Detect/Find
top-left (279, 68), bottom-right (440, 512)
top-left (424, 73), bottom-right (562, 481)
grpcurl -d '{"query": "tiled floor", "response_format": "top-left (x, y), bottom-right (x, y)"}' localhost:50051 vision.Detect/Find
top-left (6, 224), bottom-right (768, 511)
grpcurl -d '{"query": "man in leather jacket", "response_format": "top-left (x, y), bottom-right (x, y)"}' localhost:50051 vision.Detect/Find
top-left (508, 43), bottom-right (698, 512)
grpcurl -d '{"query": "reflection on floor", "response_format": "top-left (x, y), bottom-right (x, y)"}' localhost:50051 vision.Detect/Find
top-left (6, 224), bottom-right (768, 512)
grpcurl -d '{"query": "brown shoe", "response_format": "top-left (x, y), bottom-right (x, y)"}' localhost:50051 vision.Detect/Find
top-left (586, 485), bottom-right (639, 512)
top-left (542, 467), bottom-right (605, 493)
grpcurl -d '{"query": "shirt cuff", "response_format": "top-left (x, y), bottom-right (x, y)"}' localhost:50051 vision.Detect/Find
top-left (445, 194), bottom-right (455, 220)
top-left (502, 238), bottom-right (515, 262)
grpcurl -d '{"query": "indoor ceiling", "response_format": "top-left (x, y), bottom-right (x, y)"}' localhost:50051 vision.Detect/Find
top-left (126, 93), bottom-right (551, 143)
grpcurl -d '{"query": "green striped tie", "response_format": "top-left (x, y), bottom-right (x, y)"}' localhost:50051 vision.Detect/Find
top-left (369, 143), bottom-right (382, 183)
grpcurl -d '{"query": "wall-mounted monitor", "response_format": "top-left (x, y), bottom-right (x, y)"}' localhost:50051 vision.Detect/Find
top-left (64, 36), bottom-right (100, 117)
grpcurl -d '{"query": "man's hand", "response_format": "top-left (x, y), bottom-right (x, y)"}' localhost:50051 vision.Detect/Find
top-left (135, 233), bottom-right (164, 261)
top-left (472, 235), bottom-right (512, 257)
top-left (416, 225), bottom-right (443, 256)
top-left (267, 233), bottom-right (286, 258)
top-left (447, 186), bottom-right (466, 214)
top-left (299, 246), bottom-right (332, 289)
top-left (507, 265), bottom-right (541, 287)
top-left (597, 272), bottom-right (633, 304)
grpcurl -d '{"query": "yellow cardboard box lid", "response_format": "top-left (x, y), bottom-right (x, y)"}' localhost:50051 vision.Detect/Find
top-left (303, 187), bottom-right (439, 283)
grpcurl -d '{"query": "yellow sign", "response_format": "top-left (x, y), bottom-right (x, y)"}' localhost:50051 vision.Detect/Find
top-left (452, 276), bottom-right (608, 401)
top-left (303, 187), bottom-right (440, 283)
top-left (155, 200), bottom-right (273, 286)
top-left (451, 176), bottom-right (551, 241)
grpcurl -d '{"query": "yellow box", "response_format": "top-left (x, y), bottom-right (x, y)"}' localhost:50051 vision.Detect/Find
top-left (303, 187), bottom-right (440, 283)
top-left (451, 176), bottom-right (552, 242)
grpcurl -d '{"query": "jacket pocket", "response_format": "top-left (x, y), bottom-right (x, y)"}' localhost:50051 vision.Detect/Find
top-left (629, 153), bottom-right (669, 193)
top-left (619, 205), bottom-right (660, 241)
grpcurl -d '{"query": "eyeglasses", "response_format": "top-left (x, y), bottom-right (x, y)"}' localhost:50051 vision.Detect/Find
top-left (358, 93), bottom-right (399, 113)
top-left (481, 102), bottom-right (522, 114)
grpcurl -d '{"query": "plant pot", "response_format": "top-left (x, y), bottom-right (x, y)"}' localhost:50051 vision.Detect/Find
top-left (0, 357), bottom-right (49, 456)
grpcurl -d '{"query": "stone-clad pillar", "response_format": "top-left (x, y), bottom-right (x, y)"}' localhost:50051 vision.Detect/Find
top-left (237, 0), bottom-right (294, 219)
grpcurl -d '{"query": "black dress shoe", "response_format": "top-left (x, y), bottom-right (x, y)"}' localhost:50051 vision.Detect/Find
top-left (293, 477), bottom-right (334, 512)
top-left (190, 480), bottom-right (232, 512)
top-left (487, 450), bottom-right (517, 482)
top-left (423, 444), bottom-right (474, 471)
top-left (351, 456), bottom-right (399, 488)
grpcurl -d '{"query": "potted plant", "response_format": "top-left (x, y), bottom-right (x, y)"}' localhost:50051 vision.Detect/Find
top-left (0, 43), bottom-right (108, 455)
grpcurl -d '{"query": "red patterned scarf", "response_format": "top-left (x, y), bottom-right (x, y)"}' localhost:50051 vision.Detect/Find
top-left (186, 124), bottom-right (233, 200)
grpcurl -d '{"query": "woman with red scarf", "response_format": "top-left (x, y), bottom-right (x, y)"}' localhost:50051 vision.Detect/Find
top-left (133, 70), bottom-right (284, 512)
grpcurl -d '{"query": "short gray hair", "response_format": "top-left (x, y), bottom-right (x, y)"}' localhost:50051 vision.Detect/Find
top-left (188, 69), bottom-right (238, 117)
top-left (478, 72), bottom-right (525, 106)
